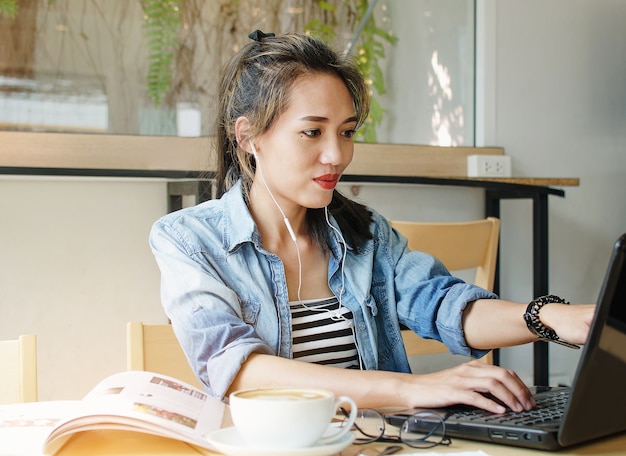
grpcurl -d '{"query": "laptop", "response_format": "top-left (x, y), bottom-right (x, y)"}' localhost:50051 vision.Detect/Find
top-left (387, 232), bottom-right (626, 450)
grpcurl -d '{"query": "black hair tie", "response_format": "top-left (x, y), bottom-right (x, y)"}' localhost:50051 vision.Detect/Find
top-left (248, 30), bottom-right (275, 42)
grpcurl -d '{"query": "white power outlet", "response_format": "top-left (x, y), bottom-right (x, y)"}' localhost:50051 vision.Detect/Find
top-left (467, 155), bottom-right (512, 177)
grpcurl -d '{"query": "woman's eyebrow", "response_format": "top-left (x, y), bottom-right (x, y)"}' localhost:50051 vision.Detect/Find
top-left (298, 115), bottom-right (358, 123)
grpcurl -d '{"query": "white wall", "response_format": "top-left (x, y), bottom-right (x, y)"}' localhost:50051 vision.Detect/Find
top-left (0, 176), bottom-right (169, 399)
top-left (1, 0), bottom-right (625, 398)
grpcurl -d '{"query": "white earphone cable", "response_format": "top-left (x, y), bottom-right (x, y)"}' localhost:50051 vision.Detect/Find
top-left (251, 141), bottom-right (362, 369)
top-left (324, 206), bottom-right (347, 317)
top-left (251, 141), bottom-right (302, 301)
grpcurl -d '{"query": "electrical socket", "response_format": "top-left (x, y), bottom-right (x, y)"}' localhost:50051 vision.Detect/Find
top-left (467, 155), bottom-right (512, 177)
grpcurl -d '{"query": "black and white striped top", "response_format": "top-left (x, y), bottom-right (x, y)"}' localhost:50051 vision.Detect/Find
top-left (290, 296), bottom-right (360, 369)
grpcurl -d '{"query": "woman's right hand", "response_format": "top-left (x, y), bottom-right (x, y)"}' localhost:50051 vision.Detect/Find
top-left (229, 353), bottom-right (534, 414)
top-left (400, 360), bottom-right (535, 414)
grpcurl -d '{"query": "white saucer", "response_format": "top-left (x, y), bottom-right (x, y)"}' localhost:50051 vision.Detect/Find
top-left (206, 427), bottom-right (354, 456)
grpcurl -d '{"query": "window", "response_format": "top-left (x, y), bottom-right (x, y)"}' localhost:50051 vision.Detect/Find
top-left (0, 0), bottom-right (475, 145)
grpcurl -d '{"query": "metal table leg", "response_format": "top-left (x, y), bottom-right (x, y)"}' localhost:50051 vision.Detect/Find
top-left (485, 189), bottom-right (551, 385)
top-left (533, 193), bottom-right (550, 386)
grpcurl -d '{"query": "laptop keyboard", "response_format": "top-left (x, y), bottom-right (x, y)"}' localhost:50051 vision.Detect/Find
top-left (449, 389), bottom-right (570, 426)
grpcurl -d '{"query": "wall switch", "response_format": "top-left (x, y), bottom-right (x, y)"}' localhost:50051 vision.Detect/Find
top-left (467, 155), bottom-right (512, 177)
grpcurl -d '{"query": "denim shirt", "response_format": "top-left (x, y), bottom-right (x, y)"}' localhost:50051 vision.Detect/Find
top-left (149, 181), bottom-right (497, 399)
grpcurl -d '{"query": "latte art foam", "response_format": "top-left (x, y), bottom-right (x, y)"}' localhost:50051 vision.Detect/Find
top-left (235, 389), bottom-right (328, 401)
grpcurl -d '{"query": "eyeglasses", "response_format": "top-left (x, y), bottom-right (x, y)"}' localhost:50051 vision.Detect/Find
top-left (339, 408), bottom-right (451, 449)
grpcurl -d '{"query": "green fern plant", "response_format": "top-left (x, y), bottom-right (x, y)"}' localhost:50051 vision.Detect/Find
top-left (305, 0), bottom-right (397, 143)
top-left (351, 1), bottom-right (397, 143)
top-left (141, 0), bottom-right (395, 132)
top-left (143, 0), bottom-right (182, 106)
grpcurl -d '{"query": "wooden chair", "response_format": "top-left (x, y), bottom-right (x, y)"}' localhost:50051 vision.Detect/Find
top-left (0, 335), bottom-right (38, 403)
top-left (126, 322), bottom-right (202, 389)
top-left (390, 217), bottom-right (500, 365)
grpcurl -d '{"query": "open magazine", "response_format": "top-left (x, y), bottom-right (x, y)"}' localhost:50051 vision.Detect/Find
top-left (0, 370), bottom-right (227, 455)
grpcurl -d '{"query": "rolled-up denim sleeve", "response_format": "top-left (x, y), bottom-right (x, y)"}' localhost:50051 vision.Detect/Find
top-left (430, 281), bottom-right (497, 357)
top-left (149, 220), bottom-right (274, 400)
top-left (382, 218), bottom-right (498, 358)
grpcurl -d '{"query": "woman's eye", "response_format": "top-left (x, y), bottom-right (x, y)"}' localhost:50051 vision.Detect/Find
top-left (302, 129), bottom-right (321, 138)
top-left (342, 129), bottom-right (356, 139)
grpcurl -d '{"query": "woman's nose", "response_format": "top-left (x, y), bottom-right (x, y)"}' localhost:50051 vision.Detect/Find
top-left (320, 137), bottom-right (347, 165)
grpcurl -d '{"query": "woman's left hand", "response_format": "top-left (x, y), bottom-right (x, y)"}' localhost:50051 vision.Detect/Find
top-left (539, 303), bottom-right (596, 345)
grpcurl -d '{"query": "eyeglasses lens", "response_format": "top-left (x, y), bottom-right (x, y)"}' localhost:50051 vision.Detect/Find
top-left (400, 412), bottom-right (447, 448)
top-left (351, 408), bottom-right (385, 444)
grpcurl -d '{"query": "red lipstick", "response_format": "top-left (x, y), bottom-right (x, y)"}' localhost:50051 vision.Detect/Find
top-left (313, 174), bottom-right (340, 190)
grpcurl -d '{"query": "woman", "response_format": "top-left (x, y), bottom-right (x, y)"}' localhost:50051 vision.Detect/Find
top-left (150, 31), bottom-right (593, 414)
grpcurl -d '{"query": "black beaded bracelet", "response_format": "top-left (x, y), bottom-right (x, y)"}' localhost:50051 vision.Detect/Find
top-left (523, 295), bottom-right (580, 349)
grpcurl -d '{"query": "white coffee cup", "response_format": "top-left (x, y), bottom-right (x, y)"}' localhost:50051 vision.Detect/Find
top-left (229, 387), bottom-right (357, 449)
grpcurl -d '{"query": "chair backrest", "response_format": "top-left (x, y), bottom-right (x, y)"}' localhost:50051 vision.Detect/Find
top-left (0, 335), bottom-right (38, 403)
top-left (390, 217), bottom-right (500, 362)
top-left (126, 322), bottom-right (202, 389)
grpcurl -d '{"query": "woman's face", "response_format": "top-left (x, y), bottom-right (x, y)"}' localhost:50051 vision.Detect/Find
top-left (252, 72), bottom-right (358, 212)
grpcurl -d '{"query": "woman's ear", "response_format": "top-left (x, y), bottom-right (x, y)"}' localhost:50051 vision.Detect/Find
top-left (235, 116), bottom-right (253, 154)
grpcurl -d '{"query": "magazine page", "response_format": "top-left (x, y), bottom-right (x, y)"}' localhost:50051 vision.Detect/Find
top-left (43, 371), bottom-right (225, 454)
top-left (0, 400), bottom-right (84, 456)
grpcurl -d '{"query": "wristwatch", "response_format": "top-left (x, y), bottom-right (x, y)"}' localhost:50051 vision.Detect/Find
top-left (523, 295), bottom-right (580, 349)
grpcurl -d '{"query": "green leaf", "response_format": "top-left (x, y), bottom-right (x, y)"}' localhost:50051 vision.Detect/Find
top-left (0, 0), bottom-right (18, 18)
top-left (143, 0), bottom-right (182, 106)
top-left (318, 1), bottom-right (336, 12)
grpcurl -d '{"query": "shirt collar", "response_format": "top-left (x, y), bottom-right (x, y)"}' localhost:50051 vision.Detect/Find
top-left (221, 180), bottom-right (353, 258)
top-left (221, 180), bottom-right (259, 252)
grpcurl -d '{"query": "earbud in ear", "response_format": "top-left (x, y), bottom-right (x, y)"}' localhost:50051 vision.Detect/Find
top-left (249, 140), bottom-right (258, 157)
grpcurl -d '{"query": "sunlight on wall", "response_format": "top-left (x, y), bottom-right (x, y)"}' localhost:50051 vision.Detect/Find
top-left (429, 50), bottom-right (465, 147)
top-left (379, 1), bottom-right (474, 146)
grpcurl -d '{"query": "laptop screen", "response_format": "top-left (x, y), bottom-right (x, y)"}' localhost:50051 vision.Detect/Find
top-left (600, 239), bottom-right (626, 362)
top-left (559, 233), bottom-right (626, 448)
top-left (607, 257), bottom-right (626, 334)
